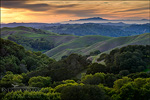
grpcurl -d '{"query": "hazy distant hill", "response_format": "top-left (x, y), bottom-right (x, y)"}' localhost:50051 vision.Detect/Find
top-left (41, 23), bottom-right (150, 37)
top-left (1, 23), bottom-right (60, 28)
top-left (2, 23), bottom-right (149, 37)
top-left (69, 17), bottom-right (108, 21)
top-left (68, 17), bottom-right (149, 22)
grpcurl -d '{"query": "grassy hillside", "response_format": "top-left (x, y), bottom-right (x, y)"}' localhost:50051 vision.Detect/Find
top-left (1, 26), bottom-right (149, 61)
top-left (1, 26), bottom-right (57, 39)
top-left (45, 33), bottom-right (150, 60)
top-left (45, 35), bottom-right (112, 60)
top-left (84, 33), bottom-right (150, 52)
top-left (43, 35), bottom-right (78, 46)
top-left (0, 26), bottom-right (78, 52)
top-left (88, 33), bottom-right (150, 62)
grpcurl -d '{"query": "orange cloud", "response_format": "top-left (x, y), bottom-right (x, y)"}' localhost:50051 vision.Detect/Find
top-left (1, 1), bottom-right (149, 23)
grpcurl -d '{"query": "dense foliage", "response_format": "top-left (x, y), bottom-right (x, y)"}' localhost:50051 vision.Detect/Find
top-left (8, 35), bottom-right (54, 51)
top-left (0, 38), bottom-right (54, 75)
top-left (81, 72), bottom-right (120, 87)
top-left (0, 38), bottom-right (90, 82)
top-left (96, 45), bottom-right (150, 74)
top-left (28, 76), bottom-right (51, 88)
top-left (1, 72), bottom-right (150, 100)
top-left (87, 63), bottom-right (106, 74)
top-left (27, 53), bottom-right (91, 81)
top-left (110, 77), bottom-right (150, 100)
top-left (0, 71), bottom-right (24, 88)
top-left (0, 38), bottom-right (150, 100)
top-left (3, 91), bottom-right (61, 100)
top-left (61, 85), bottom-right (106, 100)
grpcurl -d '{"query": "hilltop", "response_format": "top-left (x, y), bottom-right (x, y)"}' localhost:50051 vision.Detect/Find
top-left (70, 17), bottom-right (108, 21)
top-left (1, 26), bottom-right (56, 38)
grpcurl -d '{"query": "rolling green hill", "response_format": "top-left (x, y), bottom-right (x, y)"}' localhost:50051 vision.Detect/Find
top-left (45, 33), bottom-right (150, 60)
top-left (1, 26), bottom-right (56, 39)
top-left (1, 26), bottom-right (150, 61)
top-left (45, 35), bottom-right (111, 58)
top-left (87, 33), bottom-right (150, 62)
top-left (0, 26), bottom-right (78, 52)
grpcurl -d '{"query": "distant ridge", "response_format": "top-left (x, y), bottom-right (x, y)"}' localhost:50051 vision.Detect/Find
top-left (70, 17), bottom-right (108, 21)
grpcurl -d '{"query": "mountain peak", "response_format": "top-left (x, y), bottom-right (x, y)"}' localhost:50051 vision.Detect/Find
top-left (71, 17), bottom-right (108, 21)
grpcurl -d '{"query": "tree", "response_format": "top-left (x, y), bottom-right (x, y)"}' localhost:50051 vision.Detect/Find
top-left (97, 53), bottom-right (107, 61)
top-left (0, 71), bottom-right (23, 88)
top-left (81, 73), bottom-right (105, 85)
top-left (54, 82), bottom-right (81, 93)
top-left (134, 78), bottom-right (146, 88)
top-left (87, 63), bottom-right (106, 74)
top-left (111, 78), bottom-right (150, 100)
top-left (28, 76), bottom-right (51, 88)
top-left (119, 70), bottom-right (129, 76)
top-left (127, 72), bottom-right (150, 79)
top-left (104, 73), bottom-right (119, 87)
top-left (89, 50), bottom-right (101, 56)
top-left (104, 45), bottom-right (149, 74)
top-left (61, 85), bottom-right (106, 100)
top-left (113, 77), bottom-right (132, 91)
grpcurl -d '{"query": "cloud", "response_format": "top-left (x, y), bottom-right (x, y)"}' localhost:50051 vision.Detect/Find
top-left (55, 4), bottom-right (79, 8)
top-left (1, 1), bottom-right (78, 11)
top-left (1, 0), bottom-right (149, 23)
top-left (55, 9), bottom-right (117, 17)
top-left (55, 9), bottom-right (96, 17)
top-left (116, 6), bottom-right (149, 12)
top-left (1, 1), bottom-right (50, 11)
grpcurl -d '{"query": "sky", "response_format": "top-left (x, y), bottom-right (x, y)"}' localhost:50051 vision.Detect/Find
top-left (1, 0), bottom-right (150, 23)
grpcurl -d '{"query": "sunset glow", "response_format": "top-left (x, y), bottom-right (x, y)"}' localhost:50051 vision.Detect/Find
top-left (1, 1), bottom-right (150, 23)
